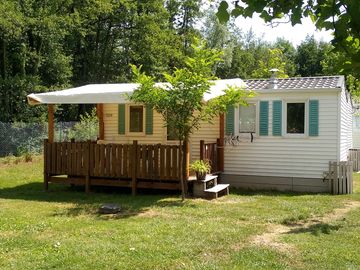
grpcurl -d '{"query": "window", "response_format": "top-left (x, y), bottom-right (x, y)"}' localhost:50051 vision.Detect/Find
top-left (167, 127), bottom-right (177, 141)
top-left (129, 106), bottom-right (144, 132)
top-left (286, 103), bottom-right (305, 134)
top-left (239, 104), bottom-right (256, 133)
top-left (354, 115), bottom-right (360, 129)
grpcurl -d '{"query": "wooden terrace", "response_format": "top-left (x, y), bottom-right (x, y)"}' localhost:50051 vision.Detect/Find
top-left (44, 139), bottom-right (223, 194)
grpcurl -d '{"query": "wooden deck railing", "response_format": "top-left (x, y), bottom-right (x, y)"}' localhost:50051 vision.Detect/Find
top-left (200, 139), bottom-right (221, 173)
top-left (44, 140), bottom-right (182, 194)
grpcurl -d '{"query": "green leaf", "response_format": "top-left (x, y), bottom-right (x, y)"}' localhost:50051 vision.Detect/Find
top-left (231, 6), bottom-right (243, 18)
top-left (260, 11), bottom-right (272, 22)
top-left (216, 1), bottom-right (230, 23)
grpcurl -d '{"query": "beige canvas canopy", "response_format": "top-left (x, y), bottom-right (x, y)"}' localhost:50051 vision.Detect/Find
top-left (27, 78), bottom-right (245, 105)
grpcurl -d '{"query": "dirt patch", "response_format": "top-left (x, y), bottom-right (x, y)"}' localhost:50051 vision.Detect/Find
top-left (251, 200), bottom-right (360, 253)
top-left (252, 224), bottom-right (298, 253)
top-left (137, 208), bottom-right (174, 218)
top-left (213, 197), bottom-right (256, 204)
top-left (319, 200), bottom-right (360, 223)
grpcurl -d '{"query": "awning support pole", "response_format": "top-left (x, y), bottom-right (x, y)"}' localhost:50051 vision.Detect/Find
top-left (48, 104), bottom-right (54, 143)
top-left (219, 113), bottom-right (224, 172)
top-left (97, 104), bottom-right (104, 140)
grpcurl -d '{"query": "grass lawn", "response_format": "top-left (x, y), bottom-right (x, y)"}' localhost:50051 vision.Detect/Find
top-left (1, 156), bottom-right (360, 269)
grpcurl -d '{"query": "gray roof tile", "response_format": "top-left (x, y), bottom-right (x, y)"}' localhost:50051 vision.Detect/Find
top-left (244, 76), bottom-right (344, 90)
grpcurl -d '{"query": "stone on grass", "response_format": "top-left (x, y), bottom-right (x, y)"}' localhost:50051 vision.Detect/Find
top-left (99, 203), bottom-right (121, 214)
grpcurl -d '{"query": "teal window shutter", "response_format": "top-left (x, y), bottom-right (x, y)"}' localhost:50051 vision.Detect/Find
top-left (226, 106), bottom-right (235, 135)
top-left (118, 104), bottom-right (125, 134)
top-left (259, 101), bottom-right (269, 136)
top-left (309, 100), bottom-right (319, 136)
top-left (272, 100), bottom-right (282, 136)
top-left (145, 105), bottom-right (153, 135)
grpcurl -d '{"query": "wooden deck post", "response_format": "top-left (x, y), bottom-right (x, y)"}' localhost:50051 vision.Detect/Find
top-left (48, 104), bottom-right (54, 143)
top-left (200, 140), bottom-right (204, 160)
top-left (219, 113), bottom-right (225, 172)
top-left (216, 138), bottom-right (221, 172)
top-left (85, 141), bottom-right (91, 193)
top-left (132, 140), bottom-right (138, 195)
top-left (43, 139), bottom-right (49, 191)
top-left (97, 104), bottom-right (104, 140)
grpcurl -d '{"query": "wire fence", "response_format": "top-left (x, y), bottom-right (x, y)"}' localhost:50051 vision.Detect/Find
top-left (0, 122), bottom-right (80, 157)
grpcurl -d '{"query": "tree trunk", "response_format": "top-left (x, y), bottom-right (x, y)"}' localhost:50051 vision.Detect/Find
top-left (179, 139), bottom-right (189, 200)
top-left (179, 140), bottom-right (186, 200)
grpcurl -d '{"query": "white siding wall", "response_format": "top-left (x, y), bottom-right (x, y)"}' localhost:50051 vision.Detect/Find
top-left (224, 91), bottom-right (339, 179)
top-left (339, 89), bottom-right (353, 160)
top-left (102, 104), bottom-right (219, 162)
top-left (103, 104), bottom-right (166, 144)
top-left (353, 115), bottom-right (360, 148)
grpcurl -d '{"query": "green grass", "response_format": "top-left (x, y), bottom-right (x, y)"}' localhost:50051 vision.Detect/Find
top-left (1, 157), bottom-right (360, 269)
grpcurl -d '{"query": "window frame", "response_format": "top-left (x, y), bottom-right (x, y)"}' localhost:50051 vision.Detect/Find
top-left (234, 102), bottom-right (258, 135)
top-left (166, 126), bottom-right (178, 141)
top-left (283, 99), bottom-right (308, 137)
top-left (126, 104), bottom-right (145, 135)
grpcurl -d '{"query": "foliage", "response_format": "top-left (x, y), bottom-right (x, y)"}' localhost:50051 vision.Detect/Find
top-left (251, 48), bottom-right (288, 78)
top-left (295, 36), bottom-right (331, 77)
top-left (68, 108), bottom-right (98, 142)
top-left (216, 0), bottom-right (360, 79)
top-left (130, 40), bottom-right (254, 142)
top-left (1, 0), bottom-right (204, 122)
top-left (189, 159), bottom-right (211, 174)
top-left (272, 38), bottom-right (297, 77)
top-left (0, 76), bottom-right (47, 122)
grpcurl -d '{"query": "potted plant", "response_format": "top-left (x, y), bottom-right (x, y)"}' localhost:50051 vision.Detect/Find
top-left (190, 159), bottom-right (211, 181)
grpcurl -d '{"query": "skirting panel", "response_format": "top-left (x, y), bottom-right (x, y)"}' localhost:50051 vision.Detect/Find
top-left (221, 174), bottom-right (329, 193)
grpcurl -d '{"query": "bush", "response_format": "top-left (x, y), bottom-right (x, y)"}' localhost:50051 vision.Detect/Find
top-left (68, 108), bottom-right (98, 142)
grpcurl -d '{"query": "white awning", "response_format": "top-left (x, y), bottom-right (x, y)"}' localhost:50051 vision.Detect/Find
top-left (27, 78), bottom-right (245, 105)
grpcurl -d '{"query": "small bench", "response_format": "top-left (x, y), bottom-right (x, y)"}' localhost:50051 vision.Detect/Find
top-left (204, 184), bottom-right (229, 199)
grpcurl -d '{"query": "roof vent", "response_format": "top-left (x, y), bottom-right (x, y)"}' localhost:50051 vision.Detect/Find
top-left (268, 68), bottom-right (279, 89)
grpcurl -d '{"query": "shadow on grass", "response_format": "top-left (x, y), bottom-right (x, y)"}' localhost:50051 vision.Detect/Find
top-left (0, 182), bottom-right (195, 219)
top-left (287, 222), bottom-right (342, 236)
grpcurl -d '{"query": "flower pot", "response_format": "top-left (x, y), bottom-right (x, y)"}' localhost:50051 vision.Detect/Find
top-left (196, 172), bottom-right (206, 181)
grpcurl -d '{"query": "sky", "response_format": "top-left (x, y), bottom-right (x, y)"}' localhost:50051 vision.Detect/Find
top-left (234, 14), bottom-right (334, 46)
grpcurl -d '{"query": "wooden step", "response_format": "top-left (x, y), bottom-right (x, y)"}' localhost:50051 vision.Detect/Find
top-left (188, 174), bottom-right (217, 183)
top-left (204, 184), bottom-right (229, 199)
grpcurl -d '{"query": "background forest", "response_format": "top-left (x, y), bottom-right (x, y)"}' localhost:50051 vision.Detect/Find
top-left (0, 0), bottom-right (355, 123)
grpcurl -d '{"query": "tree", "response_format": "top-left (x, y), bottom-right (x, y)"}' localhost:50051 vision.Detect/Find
top-left (251, 48), bottom-right (288, 78)
top-left (130, 41), bottom-right (254, 199)
top-left (321, 48), bottom-right (360, 99)
top-left (273, 38), bottom-right (296, 77)
top-left (216, 0), bottom-right (360, 78)
top-left (295, 36), bottom-right (331, 77)
top-left (166, 0), bottom-right (203, 55)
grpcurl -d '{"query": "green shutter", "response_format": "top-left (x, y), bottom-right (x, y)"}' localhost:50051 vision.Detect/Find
top-left (272, 100), bottom-right (282, 136)
top-left (118, 104), bottom-right (125, 134)
top-left (259, 101), bottom-right (269, 136)
top-left (309, 100), bottom-right (319, 136)
top-left (226, 105), bottom-right (235, 135)
top-left (145, 105), bottom-right (153, 135)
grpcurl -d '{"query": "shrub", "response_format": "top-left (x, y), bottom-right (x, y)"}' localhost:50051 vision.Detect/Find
top-left (68, 108), bottom-right (98, 141)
